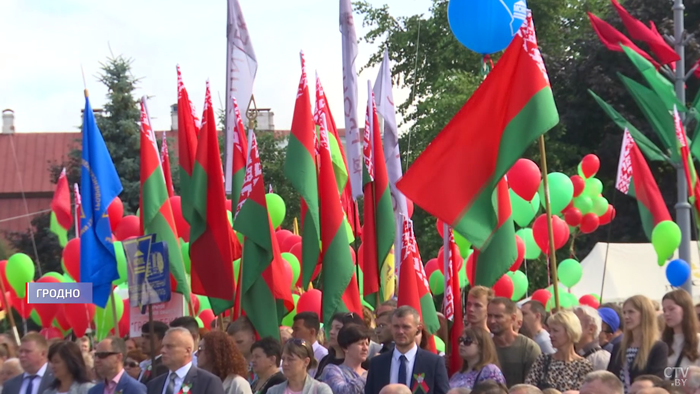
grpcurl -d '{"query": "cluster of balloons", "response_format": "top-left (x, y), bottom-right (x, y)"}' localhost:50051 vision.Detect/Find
top-left (530, 286), bottom-right (601, 311)
top-left (564, 154), bottom-right (615, 234)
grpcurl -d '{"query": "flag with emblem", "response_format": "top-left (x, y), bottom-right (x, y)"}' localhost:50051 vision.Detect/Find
top-left (160, 132), bottom-right (175, 198)
top-left (673, 105), bottom-right (693, 197)
top-left (444, 227), bottom-right (464, 375)
top-left (176, 66), bottom-right (199, 230)
top-left (230, 97), bottom-right (249, 214)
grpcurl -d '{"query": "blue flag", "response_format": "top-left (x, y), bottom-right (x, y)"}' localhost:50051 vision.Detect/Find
top-left (79, 95), bottom-right (123, 308)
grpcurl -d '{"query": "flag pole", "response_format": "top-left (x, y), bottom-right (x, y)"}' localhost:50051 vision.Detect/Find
top-left (538, 136), bottom-right (561, 310)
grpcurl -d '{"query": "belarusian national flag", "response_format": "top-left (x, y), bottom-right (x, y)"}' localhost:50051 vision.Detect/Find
top-left (176, 66), bottom-right (200, 227)
top-left (397, 10), bottom-right (558, 252)
top-left (160, 131), bottom-right (175, 198)
top-left (317, 113), bottom-right (363, 325)
top-left (189, 82), bottom-right (239, 300)
top-left (398, 216), bottom-right (440, 337)
top-left (621, 45), bottom-right (686, 112)
top-left (673, 105), bottom-right (693, 197)
top-left (235, 130), bottom-right (294, 340)
top-left (615, 129), bottom-right (671, 240)
top-left (444, 227), bottom-right (464, 375)
top-left (284, 52), bottom-right (320, 289)
top-left (139, 98), bottom-right (190, 298)
top-left (362, 85), bottom-right (395, 307)
top-left (50, 168), bottom-right (72, 246)
top-left (587, 12), bottom-right (659, 67)
top-left (230, 97), bottom-right (249, 215)
top-left (610, 0), bottom-right (679, 65)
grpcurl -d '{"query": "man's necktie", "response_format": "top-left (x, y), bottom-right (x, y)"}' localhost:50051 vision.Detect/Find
top-left (398, 355), bottom-right (407, 386)
top-left (165, 373), bottom-right (176, 394)
top-left (24, 375), bottom-right (36, 394)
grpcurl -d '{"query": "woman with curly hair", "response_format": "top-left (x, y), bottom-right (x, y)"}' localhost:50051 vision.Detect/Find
top-left (198, 331), bottom-right (253, 394)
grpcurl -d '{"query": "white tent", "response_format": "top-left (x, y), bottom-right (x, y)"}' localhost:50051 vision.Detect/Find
top-left (570, 242), bottom-right (700, 303)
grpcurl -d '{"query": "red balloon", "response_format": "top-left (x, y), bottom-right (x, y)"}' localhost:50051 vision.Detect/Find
top-left (114, 215), bottom-right (141, 241)
top-left (10, 290), bottom-right (32, 319)
top-left (510, 235), bottom-right (525, 272)
top-left (531, 289), bottom-right (551, 306)
top-left (570, 175), bottom-right (585, 197)
top-left (169, 196), bottom-right (190, 242)
top-left (0, 260), bottom-right (12, 295)
top-left (437, 247), bottom-right (462, 271)
top-left (33, 276), bottom-right (61, 327)
top-left (507, 159), bottom-right (541, 201)
top-left (117, 298), bottom-right (130, 337)
top-left (297, 289), bottom-right (322, 316)
top-left (579, 294), bottom-right (600, 309)
top-left (63, 303), bottom-right (96, 337)
top-left (580, 154), bottom-right (600, 178)
top-left (62, 238), bottom-right (81, 281)
top-left (281, 234), bottom-right (301, 253)
top-left (580, 213), bottom-right (600, 234)
top-left (190, 294), bottom-right (201, 315)
top-left (107, 197), bottom-right (124, 232)
top-left (436, 219), bottom-right (445, 238)
top-left (275, 230), bottom-right (293, 247)
top-left (40, 327), bottom-right (63, 340)
top-left (425, 258), bottom-right (441, 278)
top-left (492, 274), bottom-right (514, 298)
top-left (289, 242), bottom-right (303, 267)
top-left (199, 309), bottom-right (216, 329)
top-left (564, 208), bottom-right (583, 227)
top-left (54, 307), bottom-right (70, 332)
top-left (532, 214), bottom-right (569, 255)
top-left (561, 200), bottom-right (574, 214)
top-left (282, 260), bottom-right (293, 289)
top-left (599, 205), bottom-right (615, 226)
top-left (406, 199), bottom-right (414, 218)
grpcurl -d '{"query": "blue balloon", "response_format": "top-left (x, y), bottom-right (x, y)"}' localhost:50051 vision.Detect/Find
top-left (448, 0), bottom-right (528, 55)
top-left (666, 259), bottom-right (691, 287)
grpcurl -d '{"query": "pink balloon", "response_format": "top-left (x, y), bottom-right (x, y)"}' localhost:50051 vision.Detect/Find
top-left (507, 159), bottom-right (541, 201)
top-left (297, 289), bottom-right (322, 317)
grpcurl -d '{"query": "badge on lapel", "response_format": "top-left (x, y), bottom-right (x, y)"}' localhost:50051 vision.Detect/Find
top-left (411, 373), bottom-right (428, 394)
top-left (178, 383), bottom-right (192, 394)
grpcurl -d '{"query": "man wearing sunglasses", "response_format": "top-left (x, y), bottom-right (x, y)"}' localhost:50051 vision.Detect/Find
top-left (89, 337), bottom-right (146, 394)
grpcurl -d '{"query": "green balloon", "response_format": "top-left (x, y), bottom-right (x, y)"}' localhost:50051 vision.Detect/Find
top-left (197, 295), bottom-right (211, 312)
top-left (266, 193), bottom-right (286, 229)
top-left (577, 162), bottom-right (586, 179)
top-left (181, 243), bottom-right (191, 274)
top-left (62, 273), bottom-right (74, 283)
top-left (195, 317), bottom-right (204, 328)
top-left (94, 292), bottom-right (124, 340)
top-left (560, 292), bottom-right (579, 308)
top-left (113, 241), bottom-right (127, 286)
top-left (281, 294), bottom-right (300, 327)
top-left (652, 221), bottom-right (682, 265)
top-left (43, 272), bottom-right (64, 282)
top-left (509, 270), bottom-right (529, 301)
top-left (573, 195), bottom-right (593, 214)
top-left (453, 231), bottom-right (472, 257)
top-left (558, 259), bottom-right (583, 288)
top-left (7, 253), bottom-right (35, 298)
top-left (592, 196), bottom-right (608, 216)
top-left (538, 172), bottom-right (574, 214)
top-left (510, 189), bottom-right (539, 227)
top-left (515, 228), bottom-right (541, 260)
top-left (584, 178), bottom-right (603, 198)
top-left (429, 270), bottom-right (445, 295)
top-left (282, 253), bottom-right (301, 286)
top-left (233, 259), bottom-right (241, 285)
top-left (434, 335), bottom-right (445, 353)
top-left (591, 293), bottom-right (600, 302)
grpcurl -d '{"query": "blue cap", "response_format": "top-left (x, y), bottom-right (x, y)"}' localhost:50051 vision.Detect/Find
top-left (598, 307), bottom-right (620, 333)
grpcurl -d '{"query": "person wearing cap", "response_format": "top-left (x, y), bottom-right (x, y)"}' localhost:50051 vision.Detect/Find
top-left (598, 307), bottom-right (622, 353)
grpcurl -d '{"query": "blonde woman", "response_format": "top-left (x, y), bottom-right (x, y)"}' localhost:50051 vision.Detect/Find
top-left (525, 311), bottom-right (592, 391)
top-left (607, 295), bottom-right (668, 392)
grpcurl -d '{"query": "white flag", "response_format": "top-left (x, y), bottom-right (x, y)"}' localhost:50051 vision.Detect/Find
top-left (615, 129), bottom-right (634, 194)
top-left (340, 0), bottom-right (363, 199)
top-left (373, 49), bottom-right (406, 276)
top-left (225, 0), bottom-right (258, 194)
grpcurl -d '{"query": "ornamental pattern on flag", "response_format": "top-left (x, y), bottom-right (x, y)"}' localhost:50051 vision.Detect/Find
top-left (616, 129), bottom-right (634, 194)
top-left (236, 133), bottom-right (262, 219)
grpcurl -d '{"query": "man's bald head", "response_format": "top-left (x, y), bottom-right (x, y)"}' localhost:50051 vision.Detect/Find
top-left (379, 384), bottom-right (413, 394)
top-left (448, 388), bottom-right (472, 394)
top-left (509, 385), bottom-right (543, 394)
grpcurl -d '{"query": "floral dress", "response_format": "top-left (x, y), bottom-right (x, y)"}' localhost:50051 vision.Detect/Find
top-left (449, 363), bottom-right (506, 389)
top-left (317, 364), bottom-right (366, 394)
top-left (525, 354), bottom-right (593, 392)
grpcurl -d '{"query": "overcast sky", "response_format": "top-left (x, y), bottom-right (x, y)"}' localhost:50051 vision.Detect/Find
top-left (0, 0), bottom-right (432, 133)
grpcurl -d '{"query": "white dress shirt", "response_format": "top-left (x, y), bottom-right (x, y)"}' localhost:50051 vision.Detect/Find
top-left (308, 341), bottom-right (327, 376)
top-left (138, 355), bottom-right (163, 381)
top-left (161, 362), bottom-right (192, 394)
top-left (390, 344), bottom-right (418, 385)
top-left (19, 363), bottom-right (47, 394)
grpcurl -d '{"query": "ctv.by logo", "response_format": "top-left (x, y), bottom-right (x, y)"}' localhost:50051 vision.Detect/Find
top-left (664, 367), bottom-right (700, 387)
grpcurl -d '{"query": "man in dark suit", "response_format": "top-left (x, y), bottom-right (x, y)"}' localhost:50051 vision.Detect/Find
top-left (90, 336), bottom-right (146, 394)
top-left (365, 306), bottom-right (450, 394)
top-left (139, 321), bottom-right (169, 384)
top-left (146, 327), bottom-right (224, 394)
top-left (2, 332), bottom-right (54, 394)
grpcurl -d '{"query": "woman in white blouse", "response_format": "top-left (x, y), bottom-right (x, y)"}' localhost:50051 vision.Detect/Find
top-left (662, 289), bottom-right (700, 369)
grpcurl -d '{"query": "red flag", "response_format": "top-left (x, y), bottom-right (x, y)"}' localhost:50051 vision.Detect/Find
top-left (73, 183), bottom-right (81, 238)
top-left (444, 228), bottom-right (465, 376)
top-left (674, 106), bottom-right (693, 197)
top-left (588, 12), bottom-right (660, 68)
top-left (161, 131), bottom-right (175, 198)
top-left (610, 0), bottom-right (679, 65)
top-left (51, 168), bottom-right (73, 229)
top-left (176, 65), bottom-right (200, 226)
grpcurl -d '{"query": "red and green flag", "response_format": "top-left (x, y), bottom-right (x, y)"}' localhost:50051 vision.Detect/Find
top-left (284, 52), bottom-right (320, 289)
top-left (317, 113), bottom-right (363, 325)
top-left (615, 129), bottom-right (672, 240)
top-left (230, 97), bottom-right (249, 215)
top-left (50, 168), bottom-right (72, 246)
top-left (176, 66), bottom-right (200, 227)
top-left (443, 227), bottom-right (464, 374)
top-left (587, 13), bottom-right (659, 67)
top-left (398, 216), bottom-right (439, 347)
top-left (610, 0), bottom-right (679, 65)
top-left (139, 99), bottom-right (190, 298)
top-left (189, 82), bottom-right (239, 301)
top-left (673, 106), bottom-right (694, 197)
top-left (362, 86), bottom-right (395, 306)
top-left (397, 11), bottom-right (557, 255)
top-left (235, 130), bottom-right (294, 340)
top-left (160, 131), bottom-right (175, 198)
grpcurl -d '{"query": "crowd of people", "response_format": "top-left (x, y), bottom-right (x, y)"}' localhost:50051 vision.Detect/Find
top-left (0, 287), bottom-right (697, 394)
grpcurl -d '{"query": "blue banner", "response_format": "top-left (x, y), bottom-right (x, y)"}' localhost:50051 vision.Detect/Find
top-left (124, 234), bottom-right (171, 307)
top-left (27, 282), bottom-right (93, 304)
